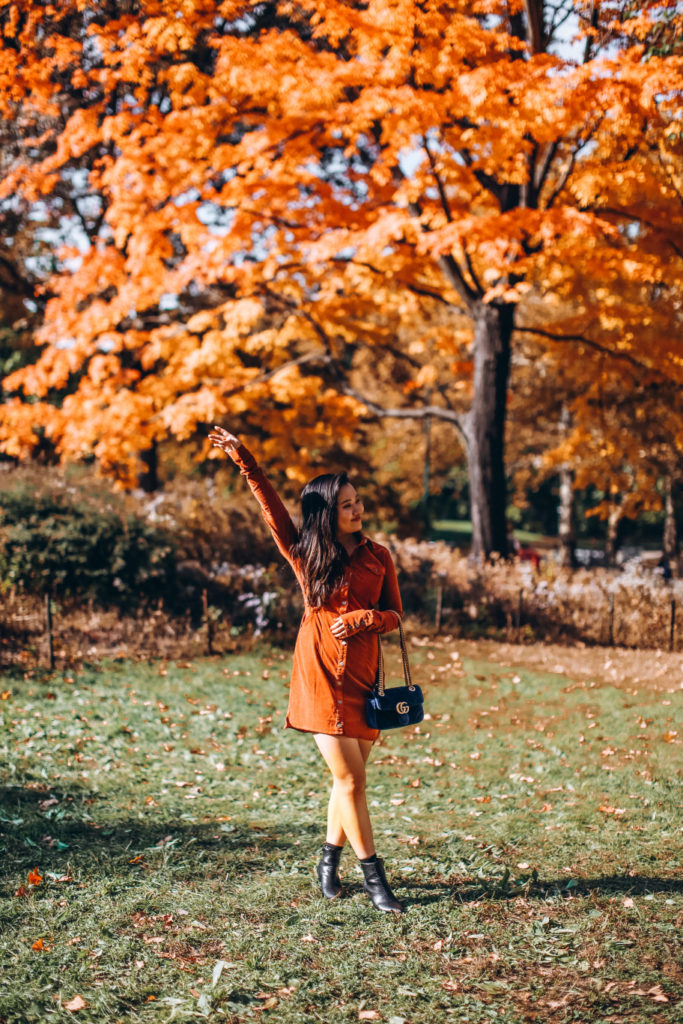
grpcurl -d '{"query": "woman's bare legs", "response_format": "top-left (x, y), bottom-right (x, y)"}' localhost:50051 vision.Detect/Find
top-left (314, 735), bottom-right (375, 859)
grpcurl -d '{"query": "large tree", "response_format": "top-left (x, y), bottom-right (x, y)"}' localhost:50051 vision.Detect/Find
top-left (1, 1), bottom-right (682, 553)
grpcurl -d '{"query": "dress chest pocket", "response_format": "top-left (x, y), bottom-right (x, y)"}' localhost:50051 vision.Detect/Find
top-left (352, 560), bottom-right (384, 605)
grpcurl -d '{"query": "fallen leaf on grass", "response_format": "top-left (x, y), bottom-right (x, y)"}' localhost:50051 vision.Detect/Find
top-left (64, 995), bottom-right (87, 1012)
top-left (256, 994), bottom-right (278, 1009)
top-left (14, 885), bottom-right (28, 898)
top-left (301, 934), bottom-right (315, 942)
top-left (623, 897), bottom-right (634, 908)
top-left (359, 1012), bottom-right (380, 1021)
top-left (31, 938), bottom-right (44, 951)
top-left (27, 868), bottom-right (42, 885)
top-left (1, 690), bottom-right (11, 699)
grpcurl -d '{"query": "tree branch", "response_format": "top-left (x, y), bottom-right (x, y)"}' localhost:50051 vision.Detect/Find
top-left (515, 325), bottom-right (676, 376)
top-left (336, 383), bottom-right (468, 442)
top-left (395, 157), bottom-right (478, 310)
top-left (544, 119), bottom-right (601, 208)
top-left (599, 206), bottom-right (683, 261)
top-left (231, 285), bottom-right (469, 442)
top-left (423, 134), bottom-right (453, 222)
top-left (0, 254), bottom-right (36, 297)
top-left (524, 0), bottom-right (545, 54)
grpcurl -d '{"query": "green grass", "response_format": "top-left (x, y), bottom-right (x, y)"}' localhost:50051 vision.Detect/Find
top-left (1, 641), bottom-right (681, 1023)
top-left (426, 520), bottom-right (552, 548)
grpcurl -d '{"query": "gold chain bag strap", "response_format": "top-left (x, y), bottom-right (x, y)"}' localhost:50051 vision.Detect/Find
top-left (367, 619), bottom-right (424, 730)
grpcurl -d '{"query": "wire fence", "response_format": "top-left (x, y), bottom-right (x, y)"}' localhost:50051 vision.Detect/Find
top-left (2, 547), bottom-right (681, 671)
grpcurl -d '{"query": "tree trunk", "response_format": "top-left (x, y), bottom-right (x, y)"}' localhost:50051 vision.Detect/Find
top-left (605, 501), bottom-right (622, 567)
top-left (422, 411), bottom-right (431, 533)
top-left (558, 407), bottom-right (576, 568)
top-left (137, 441), bottom-right (159, 492)
top-left (663, 474), bottom-right (678, 561)
top-left (464, 302), bottom-right (513, 559)
top-left (558, 465), bottom-right (577, 568)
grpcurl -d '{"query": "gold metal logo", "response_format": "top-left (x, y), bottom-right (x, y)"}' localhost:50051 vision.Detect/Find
top-left (396, 701), bottom-right (410, 715)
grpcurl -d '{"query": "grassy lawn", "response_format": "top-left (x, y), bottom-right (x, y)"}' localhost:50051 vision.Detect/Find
top-left (1, 638), bottom-right (681, 1023)
top-left (426, 520), bottom-right (552, 548)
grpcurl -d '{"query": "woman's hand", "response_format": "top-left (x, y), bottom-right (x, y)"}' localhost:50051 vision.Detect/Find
top-left (330, 616), bottom-right (348, 640)
top-left (208, 426), bottom-right (240, 455)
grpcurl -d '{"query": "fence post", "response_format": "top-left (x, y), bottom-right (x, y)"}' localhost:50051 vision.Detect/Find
top-left (434, 574), bottom-right (444, 634)
top-left (516, 589), bottom-right (522, 642)
top-left (670, 596), bottom-right (676, 653)
top-left (202, 588), bottom-right (214, 656)
top-left (608, 592), bottom-right (614, 647)
top-left (44, 591), bottom-right (54, 671)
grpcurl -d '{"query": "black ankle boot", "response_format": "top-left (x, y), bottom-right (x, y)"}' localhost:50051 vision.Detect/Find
top-left (317, 843), bottom-right (343, 899)
top-left (360, 856), bottom-right (404, 914)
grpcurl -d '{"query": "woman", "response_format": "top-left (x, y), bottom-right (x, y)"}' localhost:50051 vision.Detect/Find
top-left (208, 426), bottom-right (404, 914)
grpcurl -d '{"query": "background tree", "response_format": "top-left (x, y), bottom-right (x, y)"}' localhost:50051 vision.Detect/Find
top-left (1, 0), bottom-right (682, 555)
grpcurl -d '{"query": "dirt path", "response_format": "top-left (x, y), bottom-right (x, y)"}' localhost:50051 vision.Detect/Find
top-left (449, 637), bottom-right (683, 693)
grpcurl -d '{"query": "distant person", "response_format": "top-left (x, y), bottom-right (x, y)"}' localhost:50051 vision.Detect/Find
top-left (209, 426), bottom-right (405, 913)
top-left (657, 555), bottom-right (673, 582)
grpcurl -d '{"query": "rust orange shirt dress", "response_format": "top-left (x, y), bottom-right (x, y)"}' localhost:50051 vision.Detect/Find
top-left (229, 443), bottom-right (403, 741)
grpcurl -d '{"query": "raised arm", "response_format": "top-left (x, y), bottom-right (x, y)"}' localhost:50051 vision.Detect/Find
top-left (209, 426), bottom-right (298, 563)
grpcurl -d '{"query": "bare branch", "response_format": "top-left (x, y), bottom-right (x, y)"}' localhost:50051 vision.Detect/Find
top-left (337, 382), bottom-right (468, 442)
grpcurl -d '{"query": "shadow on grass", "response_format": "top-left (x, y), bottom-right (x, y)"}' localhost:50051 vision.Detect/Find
top-left (0, 784), bottom-right (321, 886)
top-left (3, 785), bottom-right (682, 904)
top-left (399, 875), bottom-right (683, 907)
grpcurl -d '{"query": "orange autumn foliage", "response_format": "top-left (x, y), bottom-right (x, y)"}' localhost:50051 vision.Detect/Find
top-left (0, 2), bottom-right (681, 550)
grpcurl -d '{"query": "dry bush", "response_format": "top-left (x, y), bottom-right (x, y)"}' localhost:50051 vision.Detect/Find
top-left (2, 465), bottom-right (680, 669)
top-left (383, 535), bottom-right (681, 651)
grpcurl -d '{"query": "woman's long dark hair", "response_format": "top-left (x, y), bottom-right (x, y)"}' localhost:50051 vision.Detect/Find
top-left (291, 471), bottom-right (357, 607)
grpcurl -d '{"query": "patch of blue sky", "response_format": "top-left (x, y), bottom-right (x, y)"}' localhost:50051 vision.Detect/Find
top-left (196, 200), bottom-right (235, 236)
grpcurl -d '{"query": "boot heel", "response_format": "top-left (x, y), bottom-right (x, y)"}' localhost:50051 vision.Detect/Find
top-left (360, 857), bottom-right (403, 914)
top-left (317, 843), bottom-right (343, 899)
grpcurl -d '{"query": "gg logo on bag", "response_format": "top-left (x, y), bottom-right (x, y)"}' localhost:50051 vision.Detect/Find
top-left (395, 701), bottom-right (410, 715)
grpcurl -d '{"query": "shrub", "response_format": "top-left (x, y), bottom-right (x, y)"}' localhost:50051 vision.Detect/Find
top-left (0, 466), bottom-right (176, 610)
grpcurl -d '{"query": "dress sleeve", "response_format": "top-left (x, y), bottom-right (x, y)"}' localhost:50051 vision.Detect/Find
top-left (228, 443), bottom-right (298, 563)
top-left (338, 547), bottom-right (402, 636)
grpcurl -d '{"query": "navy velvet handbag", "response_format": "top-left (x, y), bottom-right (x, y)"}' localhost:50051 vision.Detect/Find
top-left (366, 620), bottom-right (424, 730)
